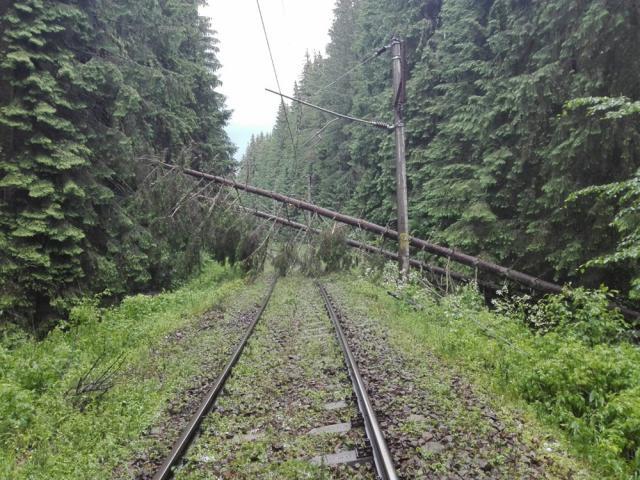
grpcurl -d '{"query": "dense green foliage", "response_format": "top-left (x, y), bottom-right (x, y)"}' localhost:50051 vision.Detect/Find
top-left (5, 1), bottom-right (639, 477)
top-left (0, 0), bottom-right (235, 330)
top-left (344, 268), bottom-right (640, 477)
top-left (0, 261), bottom-right (242, 478)
top-left (565, 96), bottom-right (640, 299)
top-left (243, 0), bottom-right (640, 298)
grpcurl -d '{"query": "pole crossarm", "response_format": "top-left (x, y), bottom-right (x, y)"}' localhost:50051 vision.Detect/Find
top-left (265, 88), bottom-right (394, 130)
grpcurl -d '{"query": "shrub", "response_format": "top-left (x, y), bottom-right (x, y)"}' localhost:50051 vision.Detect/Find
top-left (513, 339), bottom-right (639, 419)
top-left (0, 383), bottom-right (35, 444)
top-left (597, 387), bottom-right (640, 468)
top-left (530, 288), bottom-right (629, 345)
top-left (273, 242), bottom-right (298, 277)
top-left (317, 227), bottom-right (352, 272)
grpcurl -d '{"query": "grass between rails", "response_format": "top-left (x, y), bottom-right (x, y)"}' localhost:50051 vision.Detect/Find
top-left (0, 261), bottom-right (244, 479)
top-left (176, 277), bottom-right (373, 479)
top-left (332, 271), bottom-right (640, 480)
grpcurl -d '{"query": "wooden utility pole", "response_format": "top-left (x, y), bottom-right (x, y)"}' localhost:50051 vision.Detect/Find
top-left (265, 40), bottom-right (409, 275)
top-left (307, 153), bottom-right (313, 227)
top-left (391, 37), bottom-right (410, 275)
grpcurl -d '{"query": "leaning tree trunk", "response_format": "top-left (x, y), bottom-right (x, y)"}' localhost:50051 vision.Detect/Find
top-left (161, 162), bottom-right (640, 321)
top-left (234, 205), bottom-right (497, 288)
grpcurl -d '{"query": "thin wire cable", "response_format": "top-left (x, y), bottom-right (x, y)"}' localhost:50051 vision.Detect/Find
top-left (256, 0), bottom-right (297, 161)
top-left (301, 117), bottom-right (340, 148)
top-left (296, 43), bottom-right (387, 204)
top-left (314, 44), bottom-right (390, 98)
top-left (266, 88), bottom-right (393, 130)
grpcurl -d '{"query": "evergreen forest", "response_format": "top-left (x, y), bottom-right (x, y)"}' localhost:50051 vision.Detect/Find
top-left (242, 0), bottom-right (640, 302)
top-left (0, 0), bottom-right (236, 331)
top-left (2, 2), bottom-right (640, 478)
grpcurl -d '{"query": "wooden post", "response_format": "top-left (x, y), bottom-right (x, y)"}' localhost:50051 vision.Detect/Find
top-left (307, 152), bottom-right (313, 227)
top-left (391, 37), bottom-right (410, 276)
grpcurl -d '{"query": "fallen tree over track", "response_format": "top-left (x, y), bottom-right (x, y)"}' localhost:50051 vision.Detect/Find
top-left (235, 206), bottom-right (487, 288)
top-left (159, 162), bottom-right (640, 321)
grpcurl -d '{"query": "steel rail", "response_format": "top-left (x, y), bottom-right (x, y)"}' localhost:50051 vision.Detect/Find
top-left (153, 278), bottom-right (278, 480)
top-left (318, 283), bottom-right (399, 480)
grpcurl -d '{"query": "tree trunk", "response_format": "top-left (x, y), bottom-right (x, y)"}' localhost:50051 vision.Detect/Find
top-left (236, 205), bottom-right (494, 288)
top-left (162, 162), bottom-right (640, 321)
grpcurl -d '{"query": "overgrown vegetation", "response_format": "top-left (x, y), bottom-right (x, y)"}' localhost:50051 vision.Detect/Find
top-left (2, 1), bottom-right (639, 475)
top-left (267, 227), bottom-right (355, 277)
top-left (316, 227), bottom-right (354, 272)
top-left (0, 261), bottom-right (242, 478)
top-left (344, 264), bottom-right (640, 478)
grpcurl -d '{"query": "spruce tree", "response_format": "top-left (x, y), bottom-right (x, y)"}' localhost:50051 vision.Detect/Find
top-left (0, 0), bottom-right (94, 325)
top-left (245, 0), bottom-right (640, 299)
top-left (0, 0), bottom-right (236, 329)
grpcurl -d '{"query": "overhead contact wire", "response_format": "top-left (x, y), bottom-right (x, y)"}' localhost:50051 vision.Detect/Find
top-left (314, 44), bottom-right (390, 97)
top-left (256, 0), bottom-right (298, 160)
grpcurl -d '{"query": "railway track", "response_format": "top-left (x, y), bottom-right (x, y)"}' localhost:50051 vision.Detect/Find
top-left (152, 278), bottom-right (277, 480)
top-left (151, 279), bottom-right (398, 480)
top-left (318, 283), bottom-right (398, 480)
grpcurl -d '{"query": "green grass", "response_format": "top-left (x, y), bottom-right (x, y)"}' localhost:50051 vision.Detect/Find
top-left (3, 260), bottom-right (638, 479)
top-left (334, 271), bottom-right (640, 480)
top-left (0, 261), bottom-right (243, 479)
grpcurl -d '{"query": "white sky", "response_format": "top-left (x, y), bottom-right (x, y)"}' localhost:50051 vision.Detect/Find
top-left (200, 1), bottom-right (336, 159)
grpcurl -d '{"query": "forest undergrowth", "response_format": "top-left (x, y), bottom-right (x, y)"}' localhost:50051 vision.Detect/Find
top-left (0, 261), bottom-right (244, 479)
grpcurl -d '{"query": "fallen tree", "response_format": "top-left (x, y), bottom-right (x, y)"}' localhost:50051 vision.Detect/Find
top-left (236, 205), bottom-right (486, 287)
top-left (160, 162), bottom-right (640, 321)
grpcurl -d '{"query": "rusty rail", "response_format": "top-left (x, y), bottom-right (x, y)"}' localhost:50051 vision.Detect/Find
top-left (318, 283), bottom-right (399, 480)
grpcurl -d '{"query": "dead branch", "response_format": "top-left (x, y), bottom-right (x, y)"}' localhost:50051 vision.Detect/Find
top-left (68, 353), bottom-right (126, 411)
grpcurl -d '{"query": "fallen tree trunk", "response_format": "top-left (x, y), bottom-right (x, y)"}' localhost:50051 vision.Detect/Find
top-left (237, 206), bottom-right (484, 287)
top-left (165, 162), bottom-right (557, 289)
top-left (162, 162), bottom-right (640, 321)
